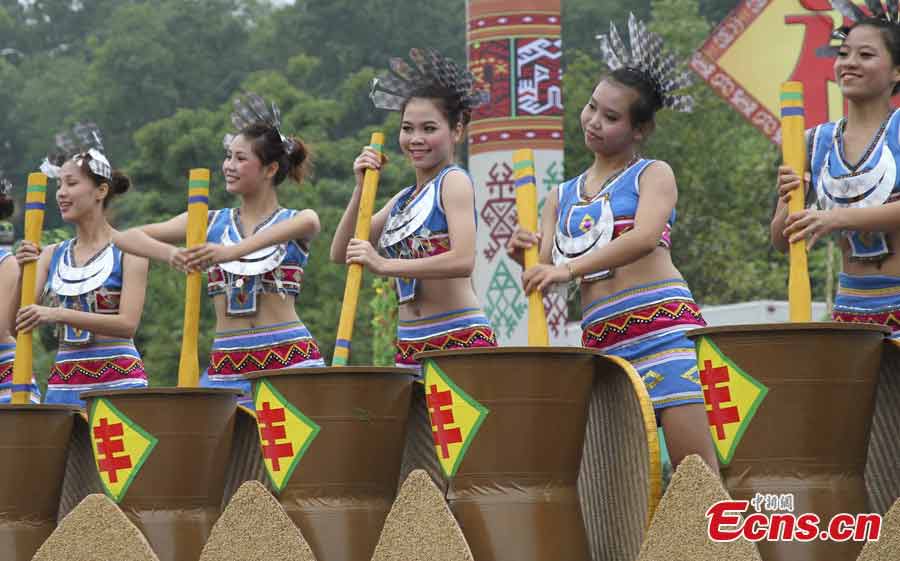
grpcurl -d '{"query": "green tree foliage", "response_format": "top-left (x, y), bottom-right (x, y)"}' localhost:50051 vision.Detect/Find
top-left (3, 0), bottom-right (802, 385)
top-left (370, 276), bottom-right (398, 366)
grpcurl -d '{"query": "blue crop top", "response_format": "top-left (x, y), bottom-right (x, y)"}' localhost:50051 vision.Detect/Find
top-left (45, 239), bottom-right (124, 345)
top-left (206, 207), bottom-right (308, 317)
top-left (377, 165), bottom-right (473, 303)
top-left (809, 109), bottom-right (900, 261)
top-left (553, 159), bottom-right (674, 281)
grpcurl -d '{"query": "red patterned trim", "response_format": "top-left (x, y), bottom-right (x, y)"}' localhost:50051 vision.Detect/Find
top-left (468, 11), bottom-right (560, 30)
top-left (210, 339), bottom-right (322, 376)
top-left (0, 361), bottom-right (11, 383)
top-left (49, 357), bottom-right (146, 385)
top-left (469, 128), bottom-right (563, 149)
top-left (395, 326), bottom-right (498, 366)
top-left (582, 300), bottom-right (705, 350)
top-left (833, 311), bottom-right (900, 335)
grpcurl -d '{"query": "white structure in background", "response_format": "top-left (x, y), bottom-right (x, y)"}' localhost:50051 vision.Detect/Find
top-left (700, 300), bottom-right (829, 325)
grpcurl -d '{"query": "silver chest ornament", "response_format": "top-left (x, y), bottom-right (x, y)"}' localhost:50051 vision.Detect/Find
top-left (378, 180), bottom-right (438, 303)
top-left (817, 134), bottom-right (898, 259)
top-left (816, 139), bottom-right (897, 211)
top-left (217, 213), bottom-right (288, 316)
top-left (49, 243), bottom-right (116, 345)
top-left (553, 194), bottom-right (615, 281)
top-left (378, 180), bottom-right (437, 254)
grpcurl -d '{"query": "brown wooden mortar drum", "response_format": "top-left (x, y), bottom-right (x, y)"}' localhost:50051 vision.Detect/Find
top-left (247, 367), bottom-right (414, 561)
top-left (81, 388), bottom-right (239, 561)
top-left (0, 404), bottom-right (80, 561)
top-left (688, 323), bottom-right (887, 561)
top-left (416, 347), bottom-right (599, 561)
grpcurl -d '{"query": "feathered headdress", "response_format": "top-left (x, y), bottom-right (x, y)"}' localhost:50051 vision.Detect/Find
top-left (596, 13), bottom-right (695, 113)
top-left (223, 92), bottom-right (295, 152)
top-left (0, 174), bottom-right (11, 199)
top-left (818, 1), bottom-right (900, 57)
top-left (831, 0), bottom-right (900, 40)
top-left (369, 48), bottom-right (488, 112)
top-left (40, 122), bottom-right (112, 180)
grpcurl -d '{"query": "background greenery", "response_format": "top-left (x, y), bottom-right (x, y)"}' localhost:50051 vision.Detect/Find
top-left (0, 0), bottom-right (835, 384)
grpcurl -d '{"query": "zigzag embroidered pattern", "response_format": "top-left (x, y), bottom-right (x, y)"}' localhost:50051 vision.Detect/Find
top-left (396, 327), bottom-right (497, 361)
top-left (0, 362), bottom-right (11, 382)
top-left (833, 311), bottom-right (900, 333)
top-left (50, 358), bottom-right (144, 381)
top-left (584, 301), bottom-right (703, 346)
top-left (210, 340), bottom-right (321, 374)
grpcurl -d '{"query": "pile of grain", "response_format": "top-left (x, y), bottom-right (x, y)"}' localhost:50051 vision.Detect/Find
top-left (857, 499), bottom-right (900, 561)
top-left (637, 455), bottom-right (762, 561)
top-left (198, 480), bottom-right (316, 561)
top-left (31, 494), bottom-right (158, 561)
top-left (371, 469), bottom-right (473, 561)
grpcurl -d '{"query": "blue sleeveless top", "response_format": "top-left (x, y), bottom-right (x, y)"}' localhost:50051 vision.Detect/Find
top-left (377, 165), bottom-right (473, 303)
top-left (553, 159), bottom-right (674, 281)
top-left (0, 248), bottom-right (9, 264)
top-left (809, 109), bottom-right (900, 261)
top-left (45, 239), bottom-right (125, 345)
top-left (206, 207), bottom-right (309, 317)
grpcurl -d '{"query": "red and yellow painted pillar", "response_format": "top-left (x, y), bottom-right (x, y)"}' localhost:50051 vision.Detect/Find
top-left (467, 0), bottom-right (571, 345)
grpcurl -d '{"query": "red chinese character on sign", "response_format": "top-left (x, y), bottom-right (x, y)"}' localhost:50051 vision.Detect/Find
top-left (257, 401), bottom-right (294, 472)
top-left (93, 417), bottom-right (132, 483)
top-left (785, 0), bottom-right (839, 126)
top-left (427, 384), bottom-right (463, 459)
top-left (700, 360), bottom-right (741, 441)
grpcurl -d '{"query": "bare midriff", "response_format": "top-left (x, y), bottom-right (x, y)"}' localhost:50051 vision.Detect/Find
top-left (579, 246), bottom-right (683, 306)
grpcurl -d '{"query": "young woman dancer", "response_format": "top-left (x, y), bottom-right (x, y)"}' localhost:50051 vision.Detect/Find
top-left (508, 17), bottom-right (718, 469)
top-left (331, 48), bottom-right (497, 371)
top-left (114, 94), bottom-right (324, 407)
top-left (773, 2), bottom-right (900, 339)
top-left (15, 125), bottom-right (149, 405)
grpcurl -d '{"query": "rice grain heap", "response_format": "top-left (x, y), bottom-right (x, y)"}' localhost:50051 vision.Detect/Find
top-left (371, 469), bottom-right (473, 561)
top-left (856, 498), bottom-right (900, 561)
top-left (637, 455), bottom-right (762, 561)
top-left (31, 494), bottom-right (159, 561)
top-left (198, 480), bottom-right (317, 561)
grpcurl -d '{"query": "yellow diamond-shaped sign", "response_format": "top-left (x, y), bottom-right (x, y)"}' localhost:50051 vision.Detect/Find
top-left (89, 398), bottom-right (158, 503)
top-left (692, 0), bottom-right (856, 144)
top-left (422, 359), bottom-right (489, 478)
top-left (253, 379), bottom-right (320, 492)
top-left (696, 337), bottom-right (768, 465)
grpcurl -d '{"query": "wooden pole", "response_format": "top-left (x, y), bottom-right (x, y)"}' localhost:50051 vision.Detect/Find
top-left (513, 149), bottom-right (550, 346)
top-left (333, 132), bottom-right (384, 366)
top-left (177, 168), bottom-right (210, 387)
top-left (780, 82), bottom-right (812, 322)
top-left (12, 173), bottom-right (47, 404)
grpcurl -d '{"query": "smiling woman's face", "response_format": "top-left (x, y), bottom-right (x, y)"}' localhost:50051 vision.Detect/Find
top-left (835, 24), bottom-right (900, 100)
top-left (56, 160), bottom-right (105, 222)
